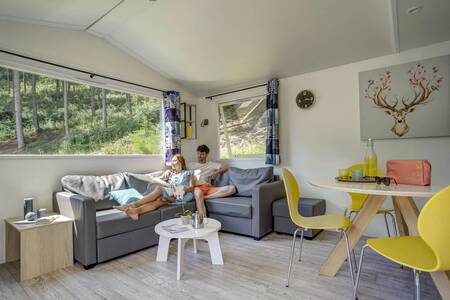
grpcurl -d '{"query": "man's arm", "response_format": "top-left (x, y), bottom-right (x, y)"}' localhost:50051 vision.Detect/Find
top-left (210, 163), bottom-right (229, 179)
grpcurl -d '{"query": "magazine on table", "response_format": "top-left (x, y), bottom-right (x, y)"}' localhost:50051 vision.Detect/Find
top-left (162, 223), bottom-right (191, 234)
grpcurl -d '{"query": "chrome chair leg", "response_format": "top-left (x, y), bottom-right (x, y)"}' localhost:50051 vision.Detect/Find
top-left (342, 230), bottom-right (356, 288)
top-left (298, 228), bottom-right (305, 262)
top-left (352, 244), bottom-right (368, 300)
top-left (414, 269), bottom-right (421, 300)
top-left (383, 213), bottom-right (391, 237)
top-left (386, 212), bottom-right (398, 237)
top-left (351, 249), bottom-right (358, 277)
top-left (286, 228), bottom-right (300, 287)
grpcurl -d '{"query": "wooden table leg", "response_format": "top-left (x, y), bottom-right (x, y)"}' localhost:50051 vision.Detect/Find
top-left (5, 221), bottom-right (20, 263)
top-left (393, 196), bottom-right (450, 300)
top-left (320, 195), bottom-right (386, 276)
top-left (392, 198), bottom-right (408, 236)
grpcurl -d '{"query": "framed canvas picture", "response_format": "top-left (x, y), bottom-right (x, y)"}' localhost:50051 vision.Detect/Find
top-left (359, 55), bottom-right (449, 139)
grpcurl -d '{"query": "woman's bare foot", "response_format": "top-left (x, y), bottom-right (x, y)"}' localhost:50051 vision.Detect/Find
top-left (126, 208), bottom-right (139, 221)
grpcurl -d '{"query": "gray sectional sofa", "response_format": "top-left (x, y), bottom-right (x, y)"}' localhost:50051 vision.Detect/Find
top-left (54, 167), bottom-right (284, 268)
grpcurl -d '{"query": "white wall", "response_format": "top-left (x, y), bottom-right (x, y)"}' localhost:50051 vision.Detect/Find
top-left (197, 40), bottom-right (450, 237)
top-left (0, 20), bottom-right (198, 263)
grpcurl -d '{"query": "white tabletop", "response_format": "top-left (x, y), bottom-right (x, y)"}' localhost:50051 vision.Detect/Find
top-left (309, 177), bottom-right (443, 198)
top-left (155, 218), bottom-right (221, 239)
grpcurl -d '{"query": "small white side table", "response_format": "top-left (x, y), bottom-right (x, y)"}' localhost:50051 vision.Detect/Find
top-left (155, 218), bottom-right (223, 280)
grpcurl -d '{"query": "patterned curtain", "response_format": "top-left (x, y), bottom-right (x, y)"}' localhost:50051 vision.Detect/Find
top-left (163, 91), bottom-right (181, 164)
top-left (265, 79), bottom-right (280, 165)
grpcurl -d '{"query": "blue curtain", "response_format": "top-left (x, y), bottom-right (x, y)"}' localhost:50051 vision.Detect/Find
top-left (265, 79), bottom-right (280, 165)
top-left (163, 91), bottom-right (181, 164)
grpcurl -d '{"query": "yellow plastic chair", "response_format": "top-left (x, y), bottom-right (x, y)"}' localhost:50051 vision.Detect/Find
top-left (345, 164), bottom-right (398, 237)
top-left (352, 185), bottom-right (450, 300)
top-left (281, 168), bottom-right (356, 288)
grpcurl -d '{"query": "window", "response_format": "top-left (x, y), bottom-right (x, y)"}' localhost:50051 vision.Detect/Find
top-left (0, 66), bottom-right (162, 155)
top-left (218, 95), bottom-right (267, 158)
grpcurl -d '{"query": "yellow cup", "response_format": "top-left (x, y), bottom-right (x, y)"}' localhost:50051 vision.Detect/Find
top-left (338, 169), bottom-right (349, 178)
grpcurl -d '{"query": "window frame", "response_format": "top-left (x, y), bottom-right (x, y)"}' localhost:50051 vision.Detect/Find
top-left (217, 93), bottom-right (267, 160)
top-left (0, 55), bottom-right (165, 158)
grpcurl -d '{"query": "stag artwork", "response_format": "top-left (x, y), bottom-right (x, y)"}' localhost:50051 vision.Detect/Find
top-left (364, 64), bottom-right (444, 137)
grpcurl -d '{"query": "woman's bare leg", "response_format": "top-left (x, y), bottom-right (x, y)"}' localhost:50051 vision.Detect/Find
top-left (127, 198), bottom-right (168, 220)
top-left (114, 186), bottom-right (163, 211)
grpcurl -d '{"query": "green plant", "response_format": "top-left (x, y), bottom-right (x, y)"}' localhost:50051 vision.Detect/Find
top-left (182, 209), bottom-right (192, 216)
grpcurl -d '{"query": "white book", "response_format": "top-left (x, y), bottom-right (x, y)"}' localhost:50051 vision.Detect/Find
top-left (162, 224), bottom-right (191, 234)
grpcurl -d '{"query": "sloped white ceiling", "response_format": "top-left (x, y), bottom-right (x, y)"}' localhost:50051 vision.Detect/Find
top-left (0, 0), bottom-right (118, 29)
top-left (0, 0), bottom-right (449, 96)
top-left (397, 0), bottom-right (450, 51)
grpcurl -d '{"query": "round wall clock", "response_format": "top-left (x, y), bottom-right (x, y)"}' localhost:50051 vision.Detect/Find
top-left (296, 90), bottom-right (315, 109)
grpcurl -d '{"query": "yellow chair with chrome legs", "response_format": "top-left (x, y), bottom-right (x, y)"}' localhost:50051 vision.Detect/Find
top-left (344, 164), bottom-right (398, 237)
top-left (281, 168), bottom-right (356, 288)
top-left (353, 185), bottom-right (450, 300)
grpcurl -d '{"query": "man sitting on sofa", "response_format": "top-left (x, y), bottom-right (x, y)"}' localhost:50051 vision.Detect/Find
top-left (189, 145), bottom-right (236, 216)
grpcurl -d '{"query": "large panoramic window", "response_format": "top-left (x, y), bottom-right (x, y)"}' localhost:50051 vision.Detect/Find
top-left (0, 66), bottom-right (162, 155)
top-left (218, 95), bottom-right (267, 158)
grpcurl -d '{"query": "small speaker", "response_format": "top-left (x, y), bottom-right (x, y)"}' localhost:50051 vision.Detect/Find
top-left (24, 197), bottom-right (33, 219)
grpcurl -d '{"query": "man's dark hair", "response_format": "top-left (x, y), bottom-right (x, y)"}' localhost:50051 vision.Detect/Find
top-left (196, 144), bottom-right (210, 153)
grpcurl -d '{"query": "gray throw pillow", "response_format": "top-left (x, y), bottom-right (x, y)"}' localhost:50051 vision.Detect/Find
top-left (229, 166), bottom-right (274, 197)
top-left (61, 173), bottom-right (127, 201)
top-left (212, 171), bottom-right (231, 187)
top-left (125, 171), bottom-right (162, 194)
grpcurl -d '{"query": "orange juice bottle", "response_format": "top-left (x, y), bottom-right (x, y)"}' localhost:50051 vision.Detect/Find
top-left (364, 138), bottom-right (378, 177)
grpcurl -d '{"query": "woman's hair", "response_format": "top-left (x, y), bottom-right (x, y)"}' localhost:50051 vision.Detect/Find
top-left (172, 154), bottom-right (187, 170)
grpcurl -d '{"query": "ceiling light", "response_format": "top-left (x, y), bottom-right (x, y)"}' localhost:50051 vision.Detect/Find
top-left (407, 6), bottom-right (422, 15)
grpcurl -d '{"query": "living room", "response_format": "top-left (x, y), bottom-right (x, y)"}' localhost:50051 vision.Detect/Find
top-left (1, 1), bottom-right (450, 299)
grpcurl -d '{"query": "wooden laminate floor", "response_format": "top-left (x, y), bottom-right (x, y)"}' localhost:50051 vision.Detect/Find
top-left (0, 231), bottom-right (441, 300)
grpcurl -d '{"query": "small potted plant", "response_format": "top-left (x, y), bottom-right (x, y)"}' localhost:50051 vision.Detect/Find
top-left (180, 209), bottom-right (192, 225)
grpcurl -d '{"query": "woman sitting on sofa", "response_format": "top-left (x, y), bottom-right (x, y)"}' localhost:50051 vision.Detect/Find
top-left (114, 154), bottom-right (194, 220)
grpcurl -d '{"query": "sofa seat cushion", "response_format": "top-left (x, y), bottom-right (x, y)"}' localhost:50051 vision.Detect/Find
top-left (272, 197), bottom-right (326, 218)
top-left (96, 209), bottom-right (160, 239)
top-left (206, 197), bottom-right (252, 219)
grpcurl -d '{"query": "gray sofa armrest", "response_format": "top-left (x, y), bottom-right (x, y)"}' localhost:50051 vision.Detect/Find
top-left (251, 180), bottom-right (286, 239)
top-left (56, 192), bottom-right (97, 267)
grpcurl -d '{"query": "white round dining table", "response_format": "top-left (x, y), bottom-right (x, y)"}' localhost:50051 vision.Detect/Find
top-left (309, 177), bottom-right (449, 298)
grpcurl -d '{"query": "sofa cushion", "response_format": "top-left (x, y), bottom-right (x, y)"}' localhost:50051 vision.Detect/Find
top-left (229, 167), bottom-right (273, 197)
top-left (212, 171), bottom-right (230, 187)
top-left (96, 209), bottom-right (160, 239)
top-left (95, 199), bottom-right (118, 211)
top-left (125, 171), bottom-right (162, 194)
top-left (272, 197), bottom-right (326, 218)
top-left (206, 197), bottom-right (252, 218)
top-left (62, 173), bottom-right (127, 201)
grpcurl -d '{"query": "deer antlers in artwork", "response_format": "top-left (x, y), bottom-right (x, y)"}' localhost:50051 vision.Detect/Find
top-left (364, 64), bottom-right (444, 137)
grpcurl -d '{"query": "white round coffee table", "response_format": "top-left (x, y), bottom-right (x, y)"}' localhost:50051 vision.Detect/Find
top-left (155, 218), bottom-right (223, 280)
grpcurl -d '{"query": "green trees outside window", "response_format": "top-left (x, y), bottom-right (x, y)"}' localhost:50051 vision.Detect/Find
top-left (0, 67), bottom-right (162, 155)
